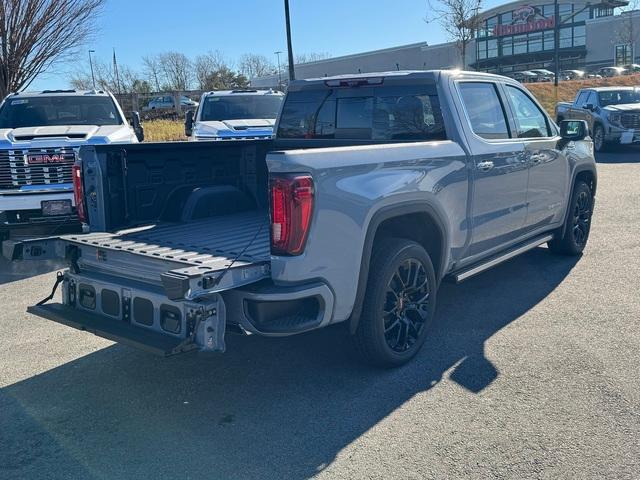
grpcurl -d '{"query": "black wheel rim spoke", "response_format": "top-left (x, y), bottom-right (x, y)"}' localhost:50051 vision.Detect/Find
top-left (572, 191), bottom-right (591, 247)
top-left (383, 259), bottom-right (431, 353)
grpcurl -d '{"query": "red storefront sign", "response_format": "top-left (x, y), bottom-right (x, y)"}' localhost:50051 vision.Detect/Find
top-left (493, 5), bottom-right (556, 37)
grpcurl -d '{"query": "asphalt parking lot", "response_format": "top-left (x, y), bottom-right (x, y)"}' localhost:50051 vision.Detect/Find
top-left (1, 147), bottom-right (639, 480)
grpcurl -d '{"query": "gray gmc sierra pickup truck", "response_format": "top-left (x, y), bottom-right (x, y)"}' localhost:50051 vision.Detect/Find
top-left (4, 70), bottom-right (597, 367)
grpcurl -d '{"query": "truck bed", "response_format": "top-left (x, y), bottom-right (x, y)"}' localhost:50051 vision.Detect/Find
top-left (63, 210), bottom-right (270, 265)
top-left (57, 210), bottom-right (271, 298)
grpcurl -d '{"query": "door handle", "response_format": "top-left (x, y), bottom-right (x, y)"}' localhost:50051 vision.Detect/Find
top-left (477, 161), bottom-right (494, 172)
top-left (530, 154), bottom-right (544, 164)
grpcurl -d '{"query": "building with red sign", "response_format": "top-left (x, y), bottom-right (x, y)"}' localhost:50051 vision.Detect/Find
top-left (251, 1), bottom-right (639, 87)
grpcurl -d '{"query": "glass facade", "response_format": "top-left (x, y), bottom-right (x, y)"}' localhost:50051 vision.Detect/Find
top-left (474, 2), bottom-right (609, 72)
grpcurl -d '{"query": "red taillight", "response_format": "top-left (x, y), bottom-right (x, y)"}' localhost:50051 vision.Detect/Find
top-left (270, 174), bottom-right (314, 255)
top-left (72, 164), bottom-right (86, 223)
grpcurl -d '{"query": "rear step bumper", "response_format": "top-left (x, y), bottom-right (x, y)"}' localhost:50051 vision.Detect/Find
top-left (27, 303), bottom-right (190, 356)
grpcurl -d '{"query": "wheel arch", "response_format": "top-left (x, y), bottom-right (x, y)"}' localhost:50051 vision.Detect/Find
top-left (349, 201), bottom-right (449, 334)
top-left (560, 164), bottom-right (597, 238)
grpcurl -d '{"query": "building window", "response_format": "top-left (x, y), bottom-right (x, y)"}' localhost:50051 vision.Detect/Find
top-left (574, 8), bottom-right (589, 22)
top-left (487, 39), bottom-right (498, 58)
top-left (543, 31), bottom-right (555, 50)
top-left (502, 36), bottom-right (513, 56)
top-left (615, 44), bottom-right (633, 66)
top-left (514, 35), bottom-right (527, 55)
top-left (594, 6), bottom-right (613, 18)
top-left (574, 25), bottom-right (586, 46)
top-left (560, 27), bottom-right (572, 48)
top-left (529, 32), bottom-right (543, 52)
top-left (477, 40), bottom-right (487, 59)
top-left (543, 4), bottom-right (554, 17)
top-left (559, 4), bottom-right (572, 22)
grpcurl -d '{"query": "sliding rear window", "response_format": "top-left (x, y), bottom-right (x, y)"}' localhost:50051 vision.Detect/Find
top-left (277, 85), bottom-right (446, 141)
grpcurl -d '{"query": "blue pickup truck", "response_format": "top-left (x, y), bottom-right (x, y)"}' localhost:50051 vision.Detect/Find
top-left (6, 70), bottom-right (596, 367)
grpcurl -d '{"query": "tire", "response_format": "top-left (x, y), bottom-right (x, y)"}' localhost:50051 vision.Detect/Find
top-left (593, 124), bottom-right (607, 152)
top-left (352, 238), bottom-right (437, 367)
top-left (548, 180), bottom-right (593, 256)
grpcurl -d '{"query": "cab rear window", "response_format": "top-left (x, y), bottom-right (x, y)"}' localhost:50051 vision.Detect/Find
top-left (277, 85), bottom-right (446, 141)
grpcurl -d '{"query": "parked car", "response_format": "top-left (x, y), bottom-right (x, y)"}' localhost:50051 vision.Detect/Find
top-left (560, 69), bottom-right (586, 81)
top-left (511, 71), bottom-right (539, 83)
top-left (143, 95), bottom-right (198, 111)
top-left (185, 89), bottom-right (284, 141)
top-left (598, 66), bottom-right (627, 77)
top-left (622, 64), bottom-right (640, 74)
top-left (6, 70), bottom-right (596, 367)
top-left (0, 89), bottom-right (143, 240)
top-left (556, 86), bottom-right (640, 151)
top-left (529, 69), bottom-right (555, 82)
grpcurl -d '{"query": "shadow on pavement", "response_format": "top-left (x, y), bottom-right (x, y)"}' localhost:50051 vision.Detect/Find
top-left (0, 247), bottom-right (579, 480)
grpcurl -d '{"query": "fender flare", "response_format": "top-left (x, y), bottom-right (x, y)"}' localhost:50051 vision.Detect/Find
top-left (348, 201), bottom-right (449, 334)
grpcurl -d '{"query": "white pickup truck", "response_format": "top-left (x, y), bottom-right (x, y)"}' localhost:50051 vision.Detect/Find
top-left (185, 89), bottom-right (284, 141)
top-left (0, 89), bottom-right (144, 239)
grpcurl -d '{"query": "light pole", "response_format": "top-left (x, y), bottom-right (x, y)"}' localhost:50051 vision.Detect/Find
top-left (88, 50), bottom-right (96, 89)
top-left (284, 0), bottom-right (295, 81)
top-left (274, 51), bottom-right (283, 89)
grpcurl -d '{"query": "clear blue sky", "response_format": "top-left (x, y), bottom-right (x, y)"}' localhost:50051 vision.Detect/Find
top-left (32, 0), bottom-right (505, 90)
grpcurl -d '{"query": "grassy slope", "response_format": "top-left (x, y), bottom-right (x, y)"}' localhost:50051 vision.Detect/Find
top-left (526, 74), bottom-right (640, 116)
top-left (142, 75), bottom-right (640, 142)
top-left (143, 119), bottom-right (187, 142)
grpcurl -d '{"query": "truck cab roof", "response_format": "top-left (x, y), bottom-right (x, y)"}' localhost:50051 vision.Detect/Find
top-left (7, 89), bottom-right (113, 98)
top-left (288, 69), bottom-right (512, 91)
top-left (203, 89), bottom-right (284, 97)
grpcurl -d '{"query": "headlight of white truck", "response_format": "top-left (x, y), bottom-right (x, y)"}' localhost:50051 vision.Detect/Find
top-left (608, 112), bottom-right (622, 126)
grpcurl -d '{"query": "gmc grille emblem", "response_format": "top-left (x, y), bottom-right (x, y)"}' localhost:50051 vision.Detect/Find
top-left (26, 153), bottom-right (66, 165)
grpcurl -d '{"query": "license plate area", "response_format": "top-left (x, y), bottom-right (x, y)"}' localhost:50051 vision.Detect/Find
top-left (42, 199), bottom-right (72, 216)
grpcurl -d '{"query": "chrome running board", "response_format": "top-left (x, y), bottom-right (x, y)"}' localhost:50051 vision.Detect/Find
top-left (452, 234), bottom-right (554, 283)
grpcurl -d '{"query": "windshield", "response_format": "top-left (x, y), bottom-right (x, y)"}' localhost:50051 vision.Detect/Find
top-left (0, 96), bottom-right (122, 128)
top-left (598, 90), bottom-right (640, 106)
top-left (200, 95), bottom-right (283, 121)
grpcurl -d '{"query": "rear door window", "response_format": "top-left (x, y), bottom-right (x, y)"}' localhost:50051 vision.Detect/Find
top-left (458, 82), bottom-right (510, 139)
top-left (504, 85), bottom-right (550, 138)
top-left (277, 85), bottom-right (446, 141)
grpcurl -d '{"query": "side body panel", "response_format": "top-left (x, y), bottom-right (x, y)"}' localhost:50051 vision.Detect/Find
top-left (266, 140), bottom-right (470, 323)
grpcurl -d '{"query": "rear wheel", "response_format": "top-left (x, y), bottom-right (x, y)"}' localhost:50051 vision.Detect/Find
top-left (352, 238), bottom-right (436, 367)
top-left (548, 180), bottom-right (593, 255)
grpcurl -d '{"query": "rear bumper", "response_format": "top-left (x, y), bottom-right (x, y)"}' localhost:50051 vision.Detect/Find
top-left (223, 280), bottom-right (335, 336)
top-left (0, 189), bottom-right (78, 234)
top-left (24, 270), bottom-right (335, 357)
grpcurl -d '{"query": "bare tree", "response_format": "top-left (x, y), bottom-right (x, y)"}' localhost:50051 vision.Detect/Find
top-left (0, 0), bottom-right (104, 99)
top-left (194, 50), bottom-right (228, 89)
top-left (239, 54), bottom-right (275, 79)
top-left (425, 0), bottom-right (482, 69)
top-left (157, 51), bottom-right (192, 90)
top-left (69, 60), bottom-right (149, 94)
top-left (142, 54), bottom-right (163, 92)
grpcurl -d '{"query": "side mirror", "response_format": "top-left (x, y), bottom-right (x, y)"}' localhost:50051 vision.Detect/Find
top-left (560, 119), bottom-right (588, 141)
top-left (583, 103), bottom-right (595, 111)
top-left (185, 110), bottom-right (194, 137)
top-left (130, 111), bottom-right (144, 142)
